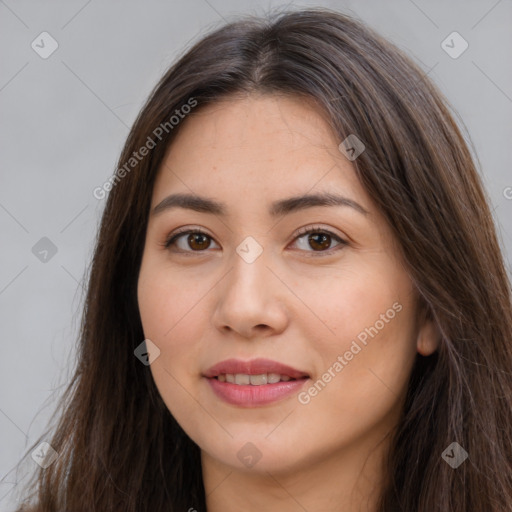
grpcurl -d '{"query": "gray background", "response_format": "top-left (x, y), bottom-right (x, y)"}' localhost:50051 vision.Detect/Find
top-left (1, 0), bottom-right (511, 509)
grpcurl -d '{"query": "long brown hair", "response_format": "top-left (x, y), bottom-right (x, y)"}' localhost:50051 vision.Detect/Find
top-left (11, 7), bottom-right (512, 511)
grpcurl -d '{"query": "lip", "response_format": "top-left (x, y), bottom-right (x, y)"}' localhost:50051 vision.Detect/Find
top-left (203, 358), bottom-right (310, 407)
top-left (203, 358), bottom-right (309, 379)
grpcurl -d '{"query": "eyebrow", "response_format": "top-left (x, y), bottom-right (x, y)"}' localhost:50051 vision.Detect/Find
top-left (151, 191), bottom-right (369, 218)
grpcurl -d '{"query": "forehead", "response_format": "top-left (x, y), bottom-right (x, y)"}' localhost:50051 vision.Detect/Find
top-left (151, 94), bottom-right (369, 209)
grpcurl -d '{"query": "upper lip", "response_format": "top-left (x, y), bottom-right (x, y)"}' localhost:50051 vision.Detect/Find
top-left (204, 358), bottom-right (309, 379)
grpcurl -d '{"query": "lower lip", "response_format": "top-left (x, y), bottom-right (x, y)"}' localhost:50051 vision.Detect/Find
top-left (206, 377), bottom-right (309, 407)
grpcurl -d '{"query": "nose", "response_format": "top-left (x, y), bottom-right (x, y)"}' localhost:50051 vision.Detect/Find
top-left (211, 246), bottom-right (289, 340)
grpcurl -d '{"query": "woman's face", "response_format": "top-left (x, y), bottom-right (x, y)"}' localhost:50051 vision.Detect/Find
top-left (137, 94), bottom-right (437, 477)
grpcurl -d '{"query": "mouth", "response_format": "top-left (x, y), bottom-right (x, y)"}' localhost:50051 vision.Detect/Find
top-left (214, 373), bottom-right (301, 385)
top-left (203, 358), bottom-right (310, 407)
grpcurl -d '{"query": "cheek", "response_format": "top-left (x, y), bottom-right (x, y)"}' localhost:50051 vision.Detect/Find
top-left (137, 261), bottom-right (210, 398)
top-left (301, 258), bottom-right (414, 345)
top-left (138, 268), bottom-right (209, 425)
top-left (294, 305), bottom-right (417, 451)
top-left (301, 259), bottom-right (417, 405)
top-left (138, 259), bottom-right (205, 343)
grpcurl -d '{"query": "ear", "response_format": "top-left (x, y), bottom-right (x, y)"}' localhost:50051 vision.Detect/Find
top-left (416, 304), bottom-right (440, 356)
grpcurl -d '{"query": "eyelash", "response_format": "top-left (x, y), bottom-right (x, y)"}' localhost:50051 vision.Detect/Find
top-left (163, 225), bottom-right (348, 257)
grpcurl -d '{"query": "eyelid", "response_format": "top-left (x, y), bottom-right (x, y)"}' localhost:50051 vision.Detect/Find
top-left (288, 225), bottom-right (348, 256)
top-left (163, 224), bottom-right (348, 255)
top-left (163, 226), bottom-right (219, 251)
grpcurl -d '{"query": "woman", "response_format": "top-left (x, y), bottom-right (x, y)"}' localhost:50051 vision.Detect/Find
top-left (13, 7), bottom-right (512, 511)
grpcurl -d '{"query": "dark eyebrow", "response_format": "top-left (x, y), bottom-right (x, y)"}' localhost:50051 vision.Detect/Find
top-left (151, 192), bottom-right (369, 217)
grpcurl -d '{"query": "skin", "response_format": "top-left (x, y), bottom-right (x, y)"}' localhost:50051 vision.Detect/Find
top-left (137, 93), bottom-right (439, 512)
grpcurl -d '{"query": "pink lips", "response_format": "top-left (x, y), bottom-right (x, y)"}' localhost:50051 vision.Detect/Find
top-left (204, 358), bottom-right (309, 379)
top-left (203, 358), bottom-right (310, 407)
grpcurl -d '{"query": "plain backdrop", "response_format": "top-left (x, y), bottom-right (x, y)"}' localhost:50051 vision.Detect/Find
top-left (1, 0), bottom-right (511, 509)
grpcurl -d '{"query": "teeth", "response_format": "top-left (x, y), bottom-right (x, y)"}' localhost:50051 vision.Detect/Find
top-left (235, 374), bottom-right (250, 385)
top-left (250, 374), bottom-right (267, 385)
top-left (267, 373), bottom-right (281, 383)
top-left (217, 373), bottom-right (297, 385)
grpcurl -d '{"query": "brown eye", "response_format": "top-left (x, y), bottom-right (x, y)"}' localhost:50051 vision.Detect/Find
top-left (164, 230), bottom-right (219, 252)
top-left (187, 233), bottom-right (211, 250)
top-left (292, 227), bottom-right (347, 254)
top-left (307, 233), bottom-right (331, 251)
top-left (164, 227), bottom-right (347, 256)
